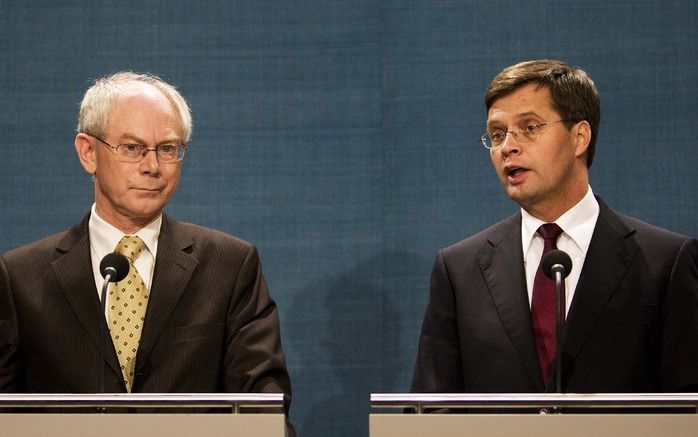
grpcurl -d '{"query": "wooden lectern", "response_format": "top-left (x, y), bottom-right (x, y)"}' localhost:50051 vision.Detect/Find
top-left (370, 393), bottom-right (698, 437)
top-left (0, 393), bottom-right (285, 437)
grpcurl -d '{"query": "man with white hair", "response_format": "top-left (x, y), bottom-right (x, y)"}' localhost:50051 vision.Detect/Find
top-left (0, 72), bottom-right (294, 432)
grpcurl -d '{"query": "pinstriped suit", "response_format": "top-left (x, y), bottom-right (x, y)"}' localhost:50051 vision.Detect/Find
top-left (411, 197), bottom-right (698, 393)
top-left (0, 213), bottom-right (292, 405)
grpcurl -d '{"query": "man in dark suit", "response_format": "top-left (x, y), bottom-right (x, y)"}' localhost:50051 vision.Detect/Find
top-left (411, 60), bottom-right (698, 394)
top-left (0, 72), bottom-right (295, 429)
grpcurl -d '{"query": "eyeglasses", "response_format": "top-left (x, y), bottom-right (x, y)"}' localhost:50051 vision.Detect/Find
top-left (85, 133), bottom-right (187, 163)
top-left (480, 119), bottom-right (575, 150)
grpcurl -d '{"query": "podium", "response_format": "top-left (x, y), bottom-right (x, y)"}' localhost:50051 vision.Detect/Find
top-left (370, 393), bottom-right (698, 437)
top-left (0, 393), bottom-right (285, 437)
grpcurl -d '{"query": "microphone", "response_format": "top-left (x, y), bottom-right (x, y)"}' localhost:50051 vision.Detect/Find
top-left (542, 249), bottom-right (572, 279)
top-left (100, 252), bottom-right (130, 283)
top-left (98, 252), bottom-right (129, 395)
top-left (540, 249), bottom-right (572, 395)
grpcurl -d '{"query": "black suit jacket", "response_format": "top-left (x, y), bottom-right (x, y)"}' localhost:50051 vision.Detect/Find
top-left (411, 198), bottom-right (698, 393)
top-left (0, 213), bottom-right (292, 403)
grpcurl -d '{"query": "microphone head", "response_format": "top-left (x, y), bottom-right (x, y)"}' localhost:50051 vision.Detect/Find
top-left (542, 249), bottom-right (572, 279)
top-left (99, 252), bottom-right (130, 282)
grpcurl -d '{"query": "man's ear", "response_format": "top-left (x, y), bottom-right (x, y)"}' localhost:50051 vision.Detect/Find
top-left (75, 133), bottom-right (97, 175)
top-left (574, 120), bottom-right (592, 159)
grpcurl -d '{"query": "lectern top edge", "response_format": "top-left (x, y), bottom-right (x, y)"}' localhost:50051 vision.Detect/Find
top-left (0, 393), bottom-right (285, 411)
top-left (370, 393), bottom-right (698, 411)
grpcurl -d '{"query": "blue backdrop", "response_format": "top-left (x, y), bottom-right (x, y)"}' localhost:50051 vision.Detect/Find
top-left (1, 1), bottom-right (696, 436)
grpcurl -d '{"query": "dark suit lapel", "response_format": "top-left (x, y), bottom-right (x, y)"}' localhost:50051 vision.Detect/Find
top-left (51, 214), bottom-right (123, 379)
top-left (561, 199), bottom-right (639, 373)
top-left (136, 214), bottom-right (199, 372)
top-left (477, 214), bottom-right (545, 391)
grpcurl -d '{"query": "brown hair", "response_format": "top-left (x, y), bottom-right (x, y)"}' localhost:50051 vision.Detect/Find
top-left (485, 60), bottom-right (600, 168)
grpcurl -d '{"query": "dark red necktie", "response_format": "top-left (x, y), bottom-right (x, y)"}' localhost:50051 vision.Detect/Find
top-left (531, 223), bottom-right (564, 386)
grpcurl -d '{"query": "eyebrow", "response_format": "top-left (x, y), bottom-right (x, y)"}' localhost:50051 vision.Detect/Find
top-left (487, 111), bottom-right (544, 127)
top-left (116, 133), bottom-right (183, 145)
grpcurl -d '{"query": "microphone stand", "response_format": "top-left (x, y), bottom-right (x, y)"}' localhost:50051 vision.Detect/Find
top-left (540, 249), bottom-right (572, 410)
top-left (97, 252), bottom-right (129, 403)
top-left (553, 266), bottom-right (566, 395)
top-left (99, 272), bottom-right (113, 393)
top-left (99, 270), bottom-right (115, 403)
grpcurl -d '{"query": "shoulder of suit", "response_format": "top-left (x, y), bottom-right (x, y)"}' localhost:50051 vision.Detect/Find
top-left (596, 203), bottom-right (693, 261)
top-left (618, 214), bottom-right (692, 252)
top-left (164, 217), bottom-right (255, 251)
top-left (1, 228), bottom-right (72, 265)
top-left (602, 203), bottom-right (690, 242)
top-left (440, 213), bottom-right (520, 258)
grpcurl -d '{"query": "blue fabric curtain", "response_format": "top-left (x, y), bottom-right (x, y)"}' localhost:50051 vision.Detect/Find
top-left (1, 1), bottom-right (696, 436)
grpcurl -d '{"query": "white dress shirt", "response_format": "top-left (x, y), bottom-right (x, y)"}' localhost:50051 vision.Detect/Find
top-left (88, 203), bottom-right (161, 305)
top-left (521, 186), bottom-right (600, 314)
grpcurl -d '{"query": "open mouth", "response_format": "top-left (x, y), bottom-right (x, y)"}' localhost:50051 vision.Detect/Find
top-left (506, 166), bottom-right (526, 177)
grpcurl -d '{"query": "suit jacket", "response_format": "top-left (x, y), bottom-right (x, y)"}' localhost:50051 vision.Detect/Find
top-left (411, 197), bottom-right (698, 393)
top-left (0, 213), bottom-right (293, 405)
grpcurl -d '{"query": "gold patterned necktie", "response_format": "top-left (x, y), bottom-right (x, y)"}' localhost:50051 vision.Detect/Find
top-left (108, 235), bottom-right (149, 392)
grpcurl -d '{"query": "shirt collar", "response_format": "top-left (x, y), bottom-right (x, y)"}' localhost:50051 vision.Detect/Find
top-left (88, 203), bottom-right (162, 259)
top-left (521, 186), bottom-right (599, 256)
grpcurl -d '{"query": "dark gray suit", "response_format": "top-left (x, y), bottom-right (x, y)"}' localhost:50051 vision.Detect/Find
top-left (411, 198), bottom-right (698, 393)
top-left (0, 213), bottom-right (292, 403)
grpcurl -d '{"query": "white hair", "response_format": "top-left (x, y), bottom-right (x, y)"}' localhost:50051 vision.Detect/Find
top-left (76, 71), bottom-right (192, 142)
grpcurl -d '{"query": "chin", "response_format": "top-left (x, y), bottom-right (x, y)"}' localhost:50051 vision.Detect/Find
top-left (127, 203), bottom-right (165, 219)
top-left (505, 189), bottom-right (536, 207)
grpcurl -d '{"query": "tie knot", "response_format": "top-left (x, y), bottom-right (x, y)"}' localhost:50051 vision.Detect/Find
top-left (537, 223), bottom-right (563, 242)
top-left (115, 235), bottom-right (146, 261)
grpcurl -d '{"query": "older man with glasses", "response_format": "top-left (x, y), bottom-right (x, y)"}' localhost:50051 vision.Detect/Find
top-left (0, 72), bottom-right (295, 434)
